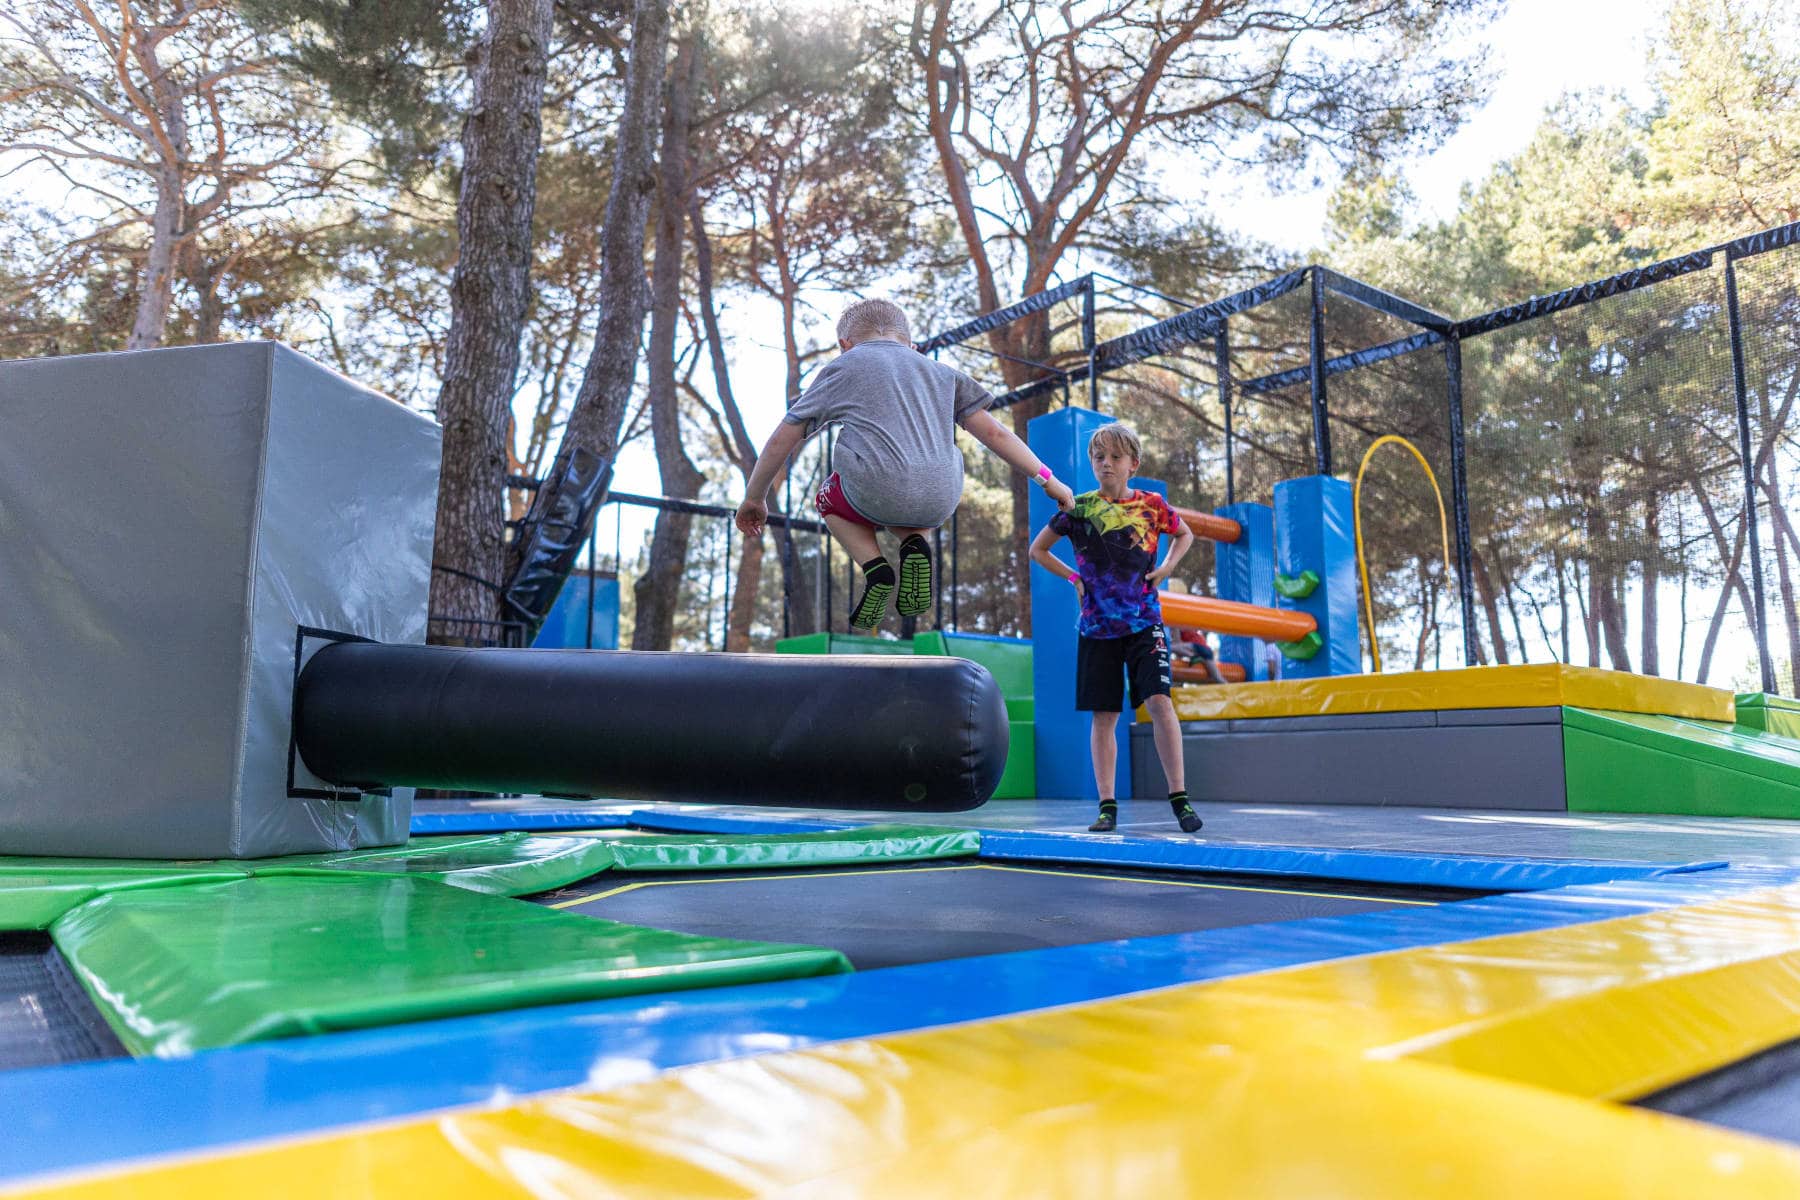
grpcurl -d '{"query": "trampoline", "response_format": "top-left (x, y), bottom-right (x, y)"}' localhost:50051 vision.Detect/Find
top-left (534, 858), bottom-right (1482, 969)
top-left (0, 932), bottom-right (123, 1068)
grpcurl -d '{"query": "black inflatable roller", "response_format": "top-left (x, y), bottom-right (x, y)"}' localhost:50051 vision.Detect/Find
top-left (293, 644), bottom-right (1009, 812)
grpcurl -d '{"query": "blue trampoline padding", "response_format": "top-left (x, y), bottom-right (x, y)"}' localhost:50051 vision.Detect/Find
top-left (408, 809), bottom-right (636, 834)
top-left (3, 865), bottom-right (1790, 1186)
top-left (975, 830), bottom-right (1727, 891)
top-left (623, 810), bottom-right (858, 836)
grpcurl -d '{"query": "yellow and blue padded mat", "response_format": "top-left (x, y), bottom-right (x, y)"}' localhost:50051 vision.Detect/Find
top-left (11, 861), bottom-right (1800, 1195)
top-left (0, 829), bottom-right (1784, 1190)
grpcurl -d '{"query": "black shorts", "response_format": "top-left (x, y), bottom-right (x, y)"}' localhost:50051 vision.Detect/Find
top-left (1075, 626), bottom-right (1172, 712)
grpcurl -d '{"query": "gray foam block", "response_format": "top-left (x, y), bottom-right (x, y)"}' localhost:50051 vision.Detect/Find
top-left (1131, 713), bottom-right (1567, 809)
top-left (0, 343), bottom-right (439, 857)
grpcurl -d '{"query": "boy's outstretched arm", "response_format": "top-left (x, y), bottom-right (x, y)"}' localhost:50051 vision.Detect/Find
top-left (959, 410), bottom-right (1077, 511)
top-left (1146, 523), bottom-right (1195, 586)
top-left (1029, 526), bottom-right (1084, 599)
top-left (735, 420), bottom-right (808, 536)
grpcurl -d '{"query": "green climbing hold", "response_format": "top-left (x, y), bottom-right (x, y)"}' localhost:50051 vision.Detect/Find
top-left (1277, 631), bottom-right (1323, 660)
top-left (1273, 570), bottom-right (1320, 599)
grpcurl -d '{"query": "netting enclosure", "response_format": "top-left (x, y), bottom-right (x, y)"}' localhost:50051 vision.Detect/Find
top-left (917, 221), bottom-right (1800, 691)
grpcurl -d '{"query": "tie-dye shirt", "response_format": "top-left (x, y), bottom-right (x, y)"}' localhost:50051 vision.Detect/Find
top-left (1048, 489), bottom-right (1183, 638)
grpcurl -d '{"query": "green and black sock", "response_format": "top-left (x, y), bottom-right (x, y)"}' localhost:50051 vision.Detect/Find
top-left (896, 534), bottom-right (933, 617)
top-left (850, 556), bottom-right (895, 629)
top-left (1170, 790), bottom-right (1202, 833)
top-left (1088, 799), bottom-right (1119, 832)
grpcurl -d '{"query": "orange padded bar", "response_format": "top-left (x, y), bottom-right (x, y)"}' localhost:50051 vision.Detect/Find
top-left (1173, 661), bottom-right (1247, 684)
top-left (1159, 591), bottom-right (1317, 641)
top-left (1171, 506), bottom-right (1241, 543)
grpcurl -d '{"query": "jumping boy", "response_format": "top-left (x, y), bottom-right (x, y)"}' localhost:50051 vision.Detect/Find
top-left (1028, 422), bottom-right (1202, 833)
top-left (735, 299), bottom-right (1075, 629)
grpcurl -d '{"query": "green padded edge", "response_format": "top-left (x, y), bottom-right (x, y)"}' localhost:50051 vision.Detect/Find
top-left (605, 825), bottom-right (981, 871)
top-left (263, 833), bottom-right (619, 896)
top-left (0, 870), bottom-right (248, 931)
top-left (1738, 692), bottom-right (1800, 740)
top-left (52, 875), bottom-right (852, 1057)
top-left (992, 719), bottom-right (1035, 799)
top-left (775, 632), bottom-right (913, 655)
top-left (1564, 707), bottom-right (1800, 818)
top-left (915, 631), bottom-right (1034, 699)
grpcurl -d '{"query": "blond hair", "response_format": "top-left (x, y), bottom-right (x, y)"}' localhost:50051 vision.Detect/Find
top-left (1088, 422), bottom-right (1142, 462)
top-left (836, 298), bottom-right (911, 346)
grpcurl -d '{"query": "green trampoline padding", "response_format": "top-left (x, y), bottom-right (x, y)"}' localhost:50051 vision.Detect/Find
top-left (263, 832), bottom-right (620, 895)
top-left (1565, 708), bottom-right (1800, 818)
top-left (602, 825), bottom-right (981, 871)
top-left (53, 874), bottom-right (852, 1057)
top-left (0, 826), bottom-right (984, 930)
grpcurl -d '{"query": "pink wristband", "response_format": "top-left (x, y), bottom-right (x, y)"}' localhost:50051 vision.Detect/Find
top-left (1037, 466), bottom-right (1053, 482)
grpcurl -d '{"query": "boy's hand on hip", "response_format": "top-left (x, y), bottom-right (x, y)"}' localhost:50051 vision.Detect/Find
top-left (1069, 575), bottom-right (1085, 599)
top-left (1146, 563), bottom-right (1174, 586)
top-left (735, 499), bottom-right (768, 536)
top-left (1045, 478), bottom-right (1076, 511)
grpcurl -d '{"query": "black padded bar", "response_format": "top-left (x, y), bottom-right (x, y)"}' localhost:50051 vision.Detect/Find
top-left (1317, 268), bottom-right (1454, 333)
top-left (915, 275), bottom-right (1093, 353)
top-left (293, 644), bottom-right (1009, 812)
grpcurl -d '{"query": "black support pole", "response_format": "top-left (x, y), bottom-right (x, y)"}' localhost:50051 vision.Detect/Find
top-left (1082, 278), bottom-right (1099, 410)
top-left (1444, 337), bottom-right (1479, 667)
top-left (1724, 256), bottom-right (1779, 695)
top-left (1308, 267), bottom-right (1331, 475)
top-left (1214, 323), bottom-right (1234, 505)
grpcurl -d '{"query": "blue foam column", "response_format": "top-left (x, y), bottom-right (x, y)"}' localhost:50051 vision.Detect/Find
top-left (1272, 475), bottom-right (1361, 679)
top-left (1028, 407), bottom-right (1162, 800)
top-left (1213, 501), bottom-right (1274, 680)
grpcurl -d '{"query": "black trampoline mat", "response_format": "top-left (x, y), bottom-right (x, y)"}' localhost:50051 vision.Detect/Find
top-left (1636, 1036), bottom-right (1800, 1147)
top-left (536, 861), bottom-right (1446, 970)
top-left (0, 933), bottom-right (124, 1070)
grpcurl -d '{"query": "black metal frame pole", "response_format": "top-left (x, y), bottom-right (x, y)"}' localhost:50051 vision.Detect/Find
top-left (722, 518), bottom-right (732, 650)
top-left (1214, 323), bottom-right (1234, 505)
top-left (951, 509), bottom-right (960, 631)
top-left (933, 524), bottom-right (944, 629)
top-left (1308, 267), bottom-right (1332, 474)
top-left (1444, 336), bottom-right (1479, 668)
top-left (585, 504), bottom-right (598, 650)
top-left (1083, 278), bottom-right (1099, 410)
top-left (1724, 256), bottom-right (1779, 694)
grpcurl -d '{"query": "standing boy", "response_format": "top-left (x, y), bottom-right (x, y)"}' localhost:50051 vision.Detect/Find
top-left (1028, 422), bottom-right (1202, 833)
top-left (736, 299), bottom-right (1075, 629)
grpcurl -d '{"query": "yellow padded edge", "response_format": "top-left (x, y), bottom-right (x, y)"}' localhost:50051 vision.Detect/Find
top-left (20, 885), bottom-right (1800, 1198)
top-left (1167, 663), bottom-right (1734, 723)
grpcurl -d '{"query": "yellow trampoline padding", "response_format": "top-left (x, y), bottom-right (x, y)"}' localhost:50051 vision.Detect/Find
top-left (25, 884), bottom-right (1800, 1199)
top-left (1166, 663), bottom-right (1735, 723)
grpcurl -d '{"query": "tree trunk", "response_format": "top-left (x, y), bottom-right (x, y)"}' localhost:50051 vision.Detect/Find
top-left (631, 38), bottom-right (703, 651)
top-left (1761, 476), bottom-right (1800, 687)
top-left (1469, 547), bottom-right (1510, 665)
top-left (771, 283), bottom-right (818, 634)
top-left (129, 175), bottom-right (184, 351)
top-left (427, 0), bottom-right (555, 641)
top-left (1641, 499), bottom-right (1660, 676)
top-left (519, 0), bottom-right (670, 576)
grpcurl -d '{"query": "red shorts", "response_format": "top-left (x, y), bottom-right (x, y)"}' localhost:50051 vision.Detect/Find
top-left (816, 472), bottom-right (878, 529)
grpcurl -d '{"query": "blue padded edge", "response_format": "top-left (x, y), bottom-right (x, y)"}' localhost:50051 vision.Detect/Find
top-left (409, 809), bottom-right (635, 834)
top-left (623, 810), bottom-right (856, 835)
top-left (975, 830), bottom-right (1728, 891)
top-left (4, 864), bottom-right (1794, 1185)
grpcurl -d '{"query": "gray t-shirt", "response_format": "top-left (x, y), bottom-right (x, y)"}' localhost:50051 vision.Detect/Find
top-left (783, 339), bottom-right (993, 528)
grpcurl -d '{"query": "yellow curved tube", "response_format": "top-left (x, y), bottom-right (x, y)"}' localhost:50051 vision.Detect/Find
top-left (1353, 435), bottom-right (1451, 674)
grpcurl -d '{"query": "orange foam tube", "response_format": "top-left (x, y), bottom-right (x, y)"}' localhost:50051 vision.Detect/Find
top-left (1173, 661), bottom-right (1247, 684)
top-left (1159, 591), bottom-right (1317, 641)
top-left (1171, 506), bottom-right (1241, 543)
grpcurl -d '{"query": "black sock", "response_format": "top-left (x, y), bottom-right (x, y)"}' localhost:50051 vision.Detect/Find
top-left (1169, 790), bottom-right (1192, 812)
top-left (862, 556), bottom-right (895, 585)
top-left (1098, 800), bottom-right (1118, 815)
